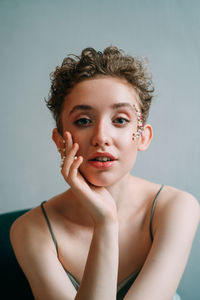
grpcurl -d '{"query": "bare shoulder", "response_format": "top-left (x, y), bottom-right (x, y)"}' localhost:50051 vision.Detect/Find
top-left (10, 202), bottom-right (77, 299)
top-left (133, 177), bottom-right (200, 239)
top-left (157, 185), bottom-right (199, 217)
top-left (10, 204), bottom-right (56, 257)
top-left (10, 206), bottom-right (39, 242)
top-left (130, 177), bottom-right (199, 221)
top-left (10, 192), bottom-right (66, 252)
top-left (124, 183), bottom-right (199, 299)
top-left (152, 184), bottom-right (200, 241)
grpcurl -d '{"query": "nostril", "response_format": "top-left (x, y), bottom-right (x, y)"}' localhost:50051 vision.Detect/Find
top-left (91, 131), bottom-right (112, 147)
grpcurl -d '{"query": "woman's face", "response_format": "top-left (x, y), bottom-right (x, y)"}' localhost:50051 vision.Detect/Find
top-left (60, 76), bottom-right (148, 187)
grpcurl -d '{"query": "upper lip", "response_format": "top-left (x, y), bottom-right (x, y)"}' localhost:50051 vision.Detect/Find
top-left (88, 152), bottom-right (117, 161)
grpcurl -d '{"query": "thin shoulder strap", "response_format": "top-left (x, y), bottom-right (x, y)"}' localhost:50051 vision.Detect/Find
top-left (149, 185), bottom-right (164, 242)
top-left (40, 201), bottom-right (58, 254)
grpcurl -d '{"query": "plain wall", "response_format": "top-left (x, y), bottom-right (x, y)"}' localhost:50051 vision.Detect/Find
top-left (0, 0), bottom-right (199, 299)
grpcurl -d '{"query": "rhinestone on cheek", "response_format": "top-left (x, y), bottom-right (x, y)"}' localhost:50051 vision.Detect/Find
top-left (132, 103), bottom-right (144, 141)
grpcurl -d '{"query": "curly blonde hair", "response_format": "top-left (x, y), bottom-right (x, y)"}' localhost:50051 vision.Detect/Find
top-left (46, 46), bottom-right (154, 134)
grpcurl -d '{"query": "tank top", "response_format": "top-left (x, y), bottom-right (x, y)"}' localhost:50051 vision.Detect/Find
top-left (40, 185), bottom-right (180, 300)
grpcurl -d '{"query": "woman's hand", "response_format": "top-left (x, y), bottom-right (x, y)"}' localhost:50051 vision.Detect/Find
top-left (60, 131), bottom-right (118, 226)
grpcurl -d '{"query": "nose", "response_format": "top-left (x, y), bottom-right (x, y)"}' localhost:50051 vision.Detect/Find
top-left (91, 121), bottom-right (112, 147)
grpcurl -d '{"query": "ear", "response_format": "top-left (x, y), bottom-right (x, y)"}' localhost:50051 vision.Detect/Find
top-left (52, 128), bottom-right (64, 151)
top-left (137, 124), bottom-right (153, 151)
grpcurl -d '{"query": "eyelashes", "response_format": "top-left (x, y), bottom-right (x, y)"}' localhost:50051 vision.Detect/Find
top-left (113, 117), bottom-right (130, 126)
top-left (74, 118), bottom-right (92, 127)
top-left (74, 117), bottom-right (130, 128)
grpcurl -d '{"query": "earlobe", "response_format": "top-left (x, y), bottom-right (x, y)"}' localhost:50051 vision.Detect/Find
top-left (52, 128), bottom-right (63, 150)
top-left (137, 124), bottom-right (153, 152)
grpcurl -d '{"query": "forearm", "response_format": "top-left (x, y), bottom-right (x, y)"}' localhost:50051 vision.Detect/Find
top-left (75, 221), bottom-right (119, 300)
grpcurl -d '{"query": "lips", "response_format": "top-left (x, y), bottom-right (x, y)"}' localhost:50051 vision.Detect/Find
top-left (88, 152), bottom-right (117, 169)
top-left (88, 152), bottom-right (117, 161)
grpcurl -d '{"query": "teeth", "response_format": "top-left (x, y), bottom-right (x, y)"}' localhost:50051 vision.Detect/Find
top-left (94, 157), bottom-right (112, 162)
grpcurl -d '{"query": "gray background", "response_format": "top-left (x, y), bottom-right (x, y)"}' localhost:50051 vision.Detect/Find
top-left (0, 0), bottom-right (199, 299)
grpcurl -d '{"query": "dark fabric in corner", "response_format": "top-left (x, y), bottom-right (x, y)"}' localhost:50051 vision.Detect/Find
top-left (0, 209), bottom-right (34, 300)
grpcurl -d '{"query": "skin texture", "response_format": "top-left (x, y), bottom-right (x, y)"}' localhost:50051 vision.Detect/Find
top-left (10, 77), bottom-right (200, 300)
top-left (53, 77), bottom-right (153, 225)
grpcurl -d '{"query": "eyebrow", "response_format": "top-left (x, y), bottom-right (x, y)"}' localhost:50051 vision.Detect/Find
top-left (69, 105), bottom-right (93, 115)
top-left (112, 103), bottom-right (134, 112)
top-left (69, 102), bottom-right (134, 115)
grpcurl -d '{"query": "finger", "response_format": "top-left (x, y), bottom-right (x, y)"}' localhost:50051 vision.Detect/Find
top-left (61, 143), bottom-right (79, 176)
top-left (68, 156), bottom-right (83, 184)
top-left (63, 131), bottom-right (73, 155)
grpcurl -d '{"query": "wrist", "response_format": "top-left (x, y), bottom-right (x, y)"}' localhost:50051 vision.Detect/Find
top-left (93, 218), bottom-right (119, 233)
top-left (92, 209), bottom-right (118, 229)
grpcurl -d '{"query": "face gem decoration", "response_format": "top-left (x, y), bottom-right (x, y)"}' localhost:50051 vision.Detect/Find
top-left (132, 104), bottom-right (144, 141)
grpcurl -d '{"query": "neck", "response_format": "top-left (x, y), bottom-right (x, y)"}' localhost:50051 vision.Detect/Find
top-left (105, 173), bottom-right (133, 210)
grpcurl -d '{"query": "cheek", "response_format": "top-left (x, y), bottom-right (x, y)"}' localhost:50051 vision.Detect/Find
top-left (72, 132), bottom-right (90, 154)
top-left (116, 129), bottom-right (134, 146)
top-left (122, 145), bottom-right (138, 170)
top-left (119, 136), bottom-right (138, 162)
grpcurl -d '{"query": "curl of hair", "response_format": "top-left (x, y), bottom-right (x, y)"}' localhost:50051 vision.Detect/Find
top-left (46, 46), bottom-right (154, 134)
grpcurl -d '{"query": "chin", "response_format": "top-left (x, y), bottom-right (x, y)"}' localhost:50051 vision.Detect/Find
top-left (88, 181), bottom-right (111, 188)
top-left (83, 173), bottom-right (119, 188)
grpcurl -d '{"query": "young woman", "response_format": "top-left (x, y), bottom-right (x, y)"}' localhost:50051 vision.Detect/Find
top-left (10, 46), bottom-right (199, 300)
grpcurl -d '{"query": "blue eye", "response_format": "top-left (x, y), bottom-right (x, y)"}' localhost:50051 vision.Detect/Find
top-left (74, 118), bottom-right (92, 127)
top-left (113, 118), bottom-right (129, 125)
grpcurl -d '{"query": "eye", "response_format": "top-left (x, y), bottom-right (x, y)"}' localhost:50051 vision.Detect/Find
top-left (113, 117), bottom-right (130, 126)
top-left (74, 118), bottom-right (92, 127)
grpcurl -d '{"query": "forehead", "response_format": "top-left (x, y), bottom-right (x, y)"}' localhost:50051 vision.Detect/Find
top-left (62, 76), bottom-right (139, 114)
